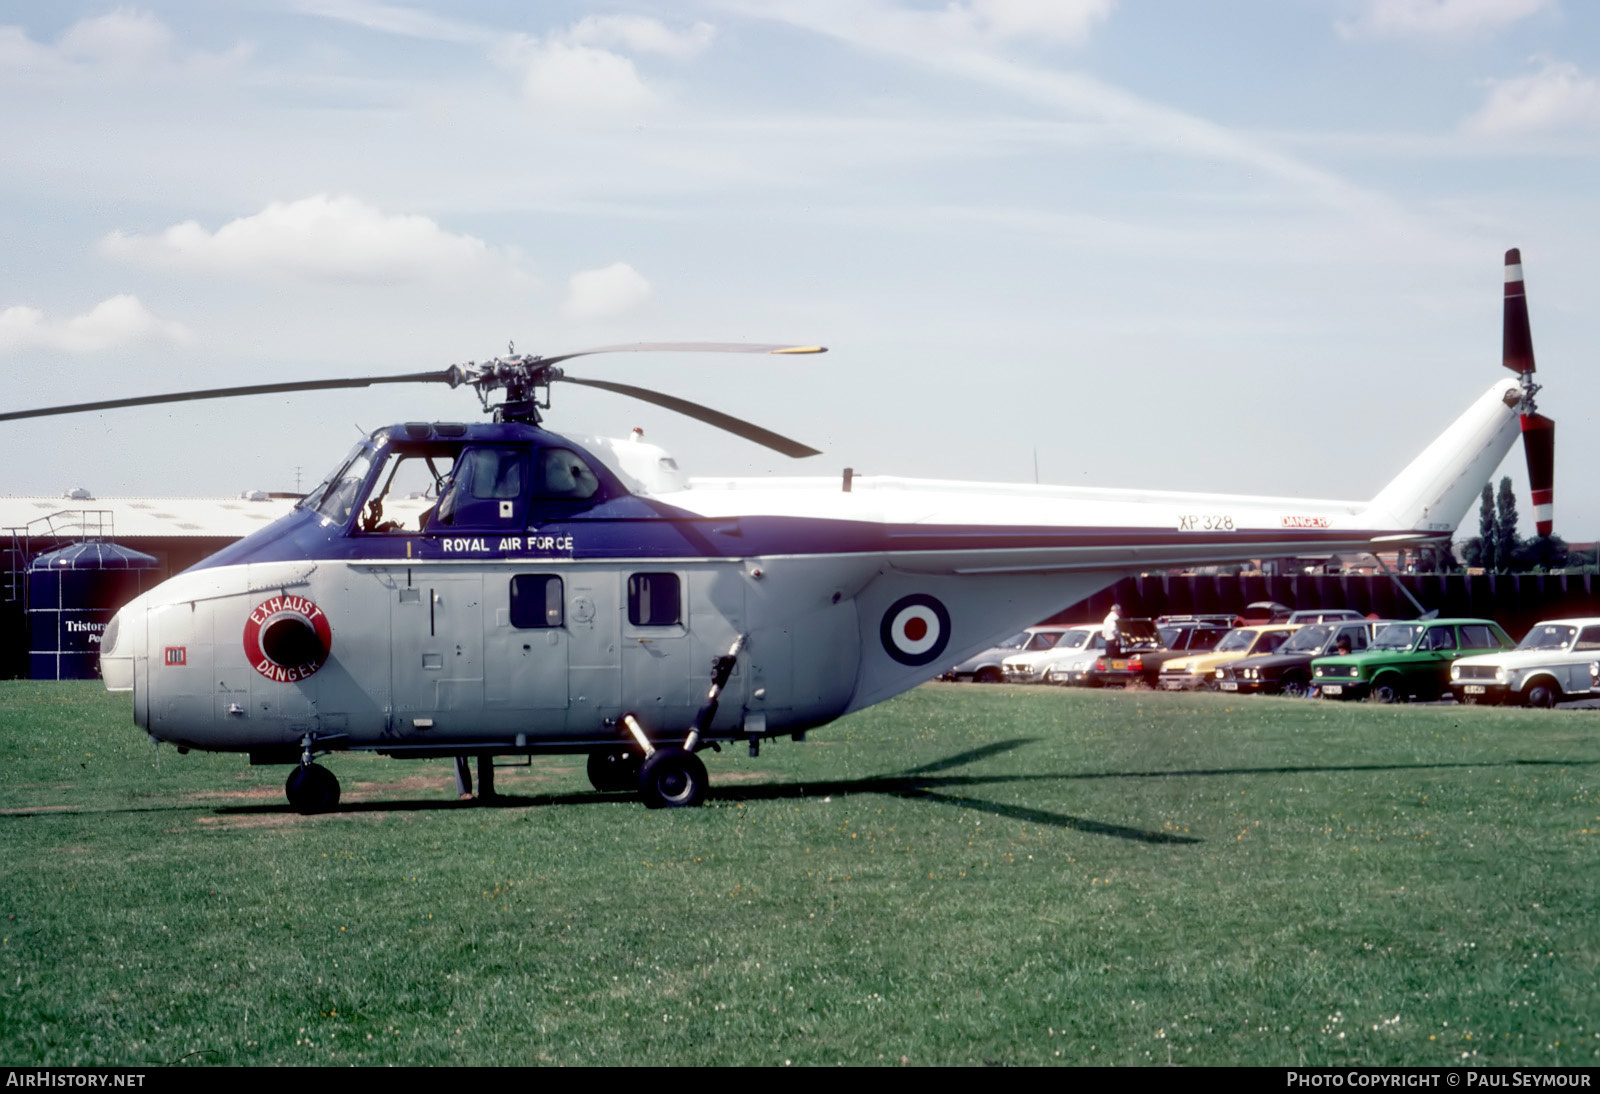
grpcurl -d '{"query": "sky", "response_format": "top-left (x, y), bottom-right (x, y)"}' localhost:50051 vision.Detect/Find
top-left (1, 0), bottom-right (1597, 541)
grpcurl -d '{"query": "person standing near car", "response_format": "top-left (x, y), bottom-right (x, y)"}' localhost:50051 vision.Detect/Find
top-left (1102, 603), bottom-right (1123, 659)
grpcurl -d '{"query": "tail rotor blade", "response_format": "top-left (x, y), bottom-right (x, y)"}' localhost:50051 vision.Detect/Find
top-left (1503, 247), bottom-right (1536, 375)
top-left (1521, 411), bottom-right (1555, 536)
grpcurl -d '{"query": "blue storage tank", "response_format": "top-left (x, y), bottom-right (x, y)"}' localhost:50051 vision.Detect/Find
top-left (28, 542), bottom-right (159, 680)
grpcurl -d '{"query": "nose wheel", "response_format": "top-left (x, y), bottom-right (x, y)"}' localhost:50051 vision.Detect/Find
top-left (285, 763), bottom-right (341, 813)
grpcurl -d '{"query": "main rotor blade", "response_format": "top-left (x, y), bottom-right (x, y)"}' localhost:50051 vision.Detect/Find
top-left (558, 376), bottom-right (822, 458)
top-left (1503, 247), bottom-right (1536, 375)
top-left (1521, 411), bottom-right (1555, 536)
top-left (0, 371), bottom-right (454, 423)
top-left (539, 342), bottom-right (826, 369)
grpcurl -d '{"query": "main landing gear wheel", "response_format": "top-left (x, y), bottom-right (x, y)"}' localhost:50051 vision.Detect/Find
top-left (285, 763), bottom-right (340, 813)
top-left (587, 750), bottom-right (643, 792)
top-left (637, 747), bottom-right (708, 809)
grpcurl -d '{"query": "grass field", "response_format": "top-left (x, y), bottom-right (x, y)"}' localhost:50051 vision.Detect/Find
top-left (2, 680), bottom-right (1597, 1067)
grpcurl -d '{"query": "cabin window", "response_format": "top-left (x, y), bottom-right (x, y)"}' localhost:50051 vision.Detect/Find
top-left (533, 448), bottom-right (600, 500)
top-left (628, 573), bottom-right (681, 626)
top-left (1578, 626), bottom-right (1600, 651)
top-left (510, 575), bottom-right (564, 628)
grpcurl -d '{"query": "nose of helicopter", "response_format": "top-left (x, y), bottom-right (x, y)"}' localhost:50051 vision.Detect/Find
top-left (99, 605), bottom-right (135, 693)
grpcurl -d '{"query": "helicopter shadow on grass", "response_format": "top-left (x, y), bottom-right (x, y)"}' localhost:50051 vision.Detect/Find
top-left (199, 744), bottom-right (1593, 845)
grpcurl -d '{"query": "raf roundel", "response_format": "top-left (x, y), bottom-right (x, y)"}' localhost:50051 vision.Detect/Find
top-left (242, 594), bottom-right (334, 683)
top-left (879, 593), bottom-right (952, 666)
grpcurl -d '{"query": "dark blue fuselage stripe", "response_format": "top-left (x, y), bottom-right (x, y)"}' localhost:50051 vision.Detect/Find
top-left (186, 503), bottom-right (1408, 573)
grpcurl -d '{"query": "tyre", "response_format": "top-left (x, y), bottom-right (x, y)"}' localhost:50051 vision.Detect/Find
top-left (1280, 674), bottom-right (1310, 699)
top-left (1371, 679), bottom-right (1402, 704)
top-left (1524, 682), bottom-right (1561, 709)
top-left (587, 750), bottom-right (642, 792)
top-left (974, 666), bottom-right (1003, 684)
top-left (638, 747), bottom-right (708, 809)
top-left (285, 763), bottom-right (340, 813)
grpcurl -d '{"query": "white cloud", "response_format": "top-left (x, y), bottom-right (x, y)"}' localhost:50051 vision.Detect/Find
top-left (101, 195), bottom-right (503, 283)
top-left (300, 4), bottom-right (711, 122)
top-left (1338, 0), bottom-right (1553, 39)
top-left (519, 41), bottom-right (662, 122)
top-left (58, 8), bottom-right (174, 66)
top-left (567, 15), bottom-right (716, 59)
top-left (0, 8), bottom-right (247, 73)
top-left (0, 295), bottom-right (191, 355)
top-left (563, 263), bottom-right (653, 320)
top-left (1464, 57), bottom-right (1600, 135)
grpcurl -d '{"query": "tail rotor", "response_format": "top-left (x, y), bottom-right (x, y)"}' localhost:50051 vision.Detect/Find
top-left (1503, 248), bottom-right (1555, 537)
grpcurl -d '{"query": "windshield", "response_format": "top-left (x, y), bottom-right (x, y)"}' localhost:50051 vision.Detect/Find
top-left (1371, 623), bottom-right (1424, 651)
top-left (311, 445), bottom-right (376, 525)
top-left (996, 631), bottom-right (1030, 650)
top-left (1281, 625), bottom-right (1334, 653)
top-left (1024, 632), bottom-right (1060, 651)
top-left (1517, 624), bottom-right (1576, 652)
top-left (1053, 630), bottom-right (1090, 650)
top-left (298, 442), bottom-right (366, 513)
top-left (1215, 629), bottom-right (1259, 653)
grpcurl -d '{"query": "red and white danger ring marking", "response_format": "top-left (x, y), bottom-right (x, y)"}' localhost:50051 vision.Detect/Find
top-left (879, 594), bottom-right (951, 666)
top-left (243, 594), bottom-right (333, 683)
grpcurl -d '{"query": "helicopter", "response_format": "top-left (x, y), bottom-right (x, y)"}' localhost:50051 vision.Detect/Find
top-left (1, 249), bottom-right (1558, 812)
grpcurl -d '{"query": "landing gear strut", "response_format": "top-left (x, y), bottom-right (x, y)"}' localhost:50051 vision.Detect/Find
top-left (454, 755), bottom-right (498, 800)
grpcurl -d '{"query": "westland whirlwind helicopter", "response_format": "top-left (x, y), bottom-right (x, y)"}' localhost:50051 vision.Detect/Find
top-left (1, 249), bottom-right (1560, 811)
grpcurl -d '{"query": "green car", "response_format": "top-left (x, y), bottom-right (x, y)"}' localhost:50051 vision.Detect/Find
top-left (1312, 619), bottom-right (1512, 703)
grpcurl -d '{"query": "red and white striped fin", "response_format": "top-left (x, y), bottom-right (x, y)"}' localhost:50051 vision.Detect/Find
top-left (1521, 411), bottom-right (1555, 536)
top-left (1503, 247), bottom-right (1536, 375)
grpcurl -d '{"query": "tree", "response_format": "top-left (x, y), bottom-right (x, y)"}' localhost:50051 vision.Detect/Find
top-left (1475, 482), bottom-right (1497, 572)
top-left (1513, 534), bottom-right (1569, 572)
top-left (1494, 476), bottom-right (1520, 570)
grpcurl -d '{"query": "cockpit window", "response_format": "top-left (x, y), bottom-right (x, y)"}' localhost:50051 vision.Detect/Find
top-left (360, 448), bottom-right (455, 533)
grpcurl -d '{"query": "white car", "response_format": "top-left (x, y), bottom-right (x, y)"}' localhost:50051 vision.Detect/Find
top-left (1002, 625), bottom-right (1103, 684)
top-left (948, 625), bottom-right (1071, 683)
top-left (1449, 617), bottom-right (1600, 707)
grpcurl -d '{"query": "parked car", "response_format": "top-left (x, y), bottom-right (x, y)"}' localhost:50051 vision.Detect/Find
top-left (1449, 617), bottom-right (1600, 707)
top-left (1237, 601), bottom-right (1293, 624)
top-left (1158, 625), bottom-right (1299, 690)
top-left (1003, 625), bottom-right (1103, 683)
top-left (945, 626), bottom-right (1068, 683)
top-left (1313, 619), bottom-right (1512, 702)
top-left (1284, 609), bottom-right (1367, 625)
top-left (1082, 619), bottom-right (1233, 688)
top-left (1043, 640), bottom-right (1107, 686)
top-left (1216, 620), bottom-right (1384, 697)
